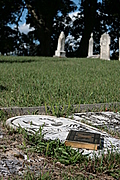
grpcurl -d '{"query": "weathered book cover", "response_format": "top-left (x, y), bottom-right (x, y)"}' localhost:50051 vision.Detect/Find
top-left (65, 130), bottom-right (103, 150)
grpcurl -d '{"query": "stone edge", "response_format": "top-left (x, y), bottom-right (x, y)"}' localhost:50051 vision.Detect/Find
top-left (0, 102), bottom-right (120, 115)
top-left (5, 114), bottom-right (57, 129)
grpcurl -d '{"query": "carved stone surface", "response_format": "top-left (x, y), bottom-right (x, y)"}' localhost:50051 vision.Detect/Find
top-left (71, 112), bottom-right (120, 133)
top-left (6, 115), bottom-right (91, 141)
top-left (100, 33), bottom-right (110, 60)
top-left (6, 113), bottom-right (120, 157)
top-left (54, 31), bottom-right (66, 57)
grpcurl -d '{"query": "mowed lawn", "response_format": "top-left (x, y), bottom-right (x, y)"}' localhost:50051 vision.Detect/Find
top-left (0, 56), bottom-right (120, 107)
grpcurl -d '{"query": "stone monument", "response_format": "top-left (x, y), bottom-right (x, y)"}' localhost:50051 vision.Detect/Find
top-left (87, 33), bottom-right (100, 58)
top-left (88, 33), bottom-right (93, 57)
top-left (54, 31), bottom-right (66, 57)
top-left (100, 33), bottom-right (110, 60)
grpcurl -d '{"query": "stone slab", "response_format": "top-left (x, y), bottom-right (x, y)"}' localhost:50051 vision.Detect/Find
top-left (6, 113), bottom-right (120, 157)
top-left (71, 112), bottom-right (120, 133)
top-left (6, 115), bottom-right (91, 141)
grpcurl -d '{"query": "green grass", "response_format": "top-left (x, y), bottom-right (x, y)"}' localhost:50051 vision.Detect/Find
top-left (0, 56), bottom-right (120, 179)
top-left (0, 56), bottom-right (120, 108)
top-left (17, 125), bottom-right (87, 165)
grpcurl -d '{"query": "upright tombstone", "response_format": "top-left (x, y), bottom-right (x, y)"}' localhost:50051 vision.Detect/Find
top-left (119, 38), bottom-right (120, 61)
top-left (87, 33), bottom-right (100, 58)
top-left (54, 31), bottom-right (66, 57)
top-left (100, 33), bottom-right (110, 60)
top-left (88, 33), bottom-right (93, 57)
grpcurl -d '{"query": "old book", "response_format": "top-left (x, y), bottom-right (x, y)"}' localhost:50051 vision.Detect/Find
top-left (65, 130), bottom-right (104, 150)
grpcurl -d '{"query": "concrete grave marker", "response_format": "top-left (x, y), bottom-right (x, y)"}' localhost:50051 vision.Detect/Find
top-left (54, 31), bottom-right (66, 57)
top-left (87, 33), bottom-right (100, 58)
top-left (100, 33), bottom-right (110, 60)
top-left (6, 113), bottom-right (120, 157)
top-left (6, 115), bottom-right (90, 141)
top-left (88, 33), bottom-right (93, 57)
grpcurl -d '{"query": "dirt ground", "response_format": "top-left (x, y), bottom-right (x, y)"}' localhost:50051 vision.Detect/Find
top-left (0, 120), bottom-right (117, 180)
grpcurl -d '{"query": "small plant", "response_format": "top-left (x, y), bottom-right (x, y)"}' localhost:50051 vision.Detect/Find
top-left (86, 148), bottom-right (120, 179)
top-left (0, 110), bottom-right (8, 123)
top-left (18, 125), bottom-right (88, 165)
top-left (22, 170), bottom-right (51, 180)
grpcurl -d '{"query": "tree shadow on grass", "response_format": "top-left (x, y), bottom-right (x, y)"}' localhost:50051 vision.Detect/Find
top-left (0, 58), bottom-right (70, 64)
top-left (0, 59), bottom-right (40, 63)
top-left (0, 85), bottom-right (8, 91)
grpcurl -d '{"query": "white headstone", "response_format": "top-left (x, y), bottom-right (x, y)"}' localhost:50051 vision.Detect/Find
top-left (87, 33), bottom-right (100, 59)
top-left (119, 38), bottom-right (120, 61)
top-left (54, 31), bottom-right (66, 57)
top-left (100, 33), bottom-right (110, 60)
top-left (88, 33), bottom-right (93, 57)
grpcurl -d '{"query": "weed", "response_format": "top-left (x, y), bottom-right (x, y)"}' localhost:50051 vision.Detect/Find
top-left (18, 125), bottom-right (88, 165)
top-left (0, 110), bottom-right (8, 123)
top-left (21, 170), bottom-right (51, 180)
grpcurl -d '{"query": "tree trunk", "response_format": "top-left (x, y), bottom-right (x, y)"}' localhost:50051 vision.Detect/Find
top-left (25, 1), bottom-right (52, 56)
top-left (78, 28), bottom-right (92, 57)
top-left (78, 0), bottom-right (97, 57)
top-left (37, 29), bottom-right (51, 56)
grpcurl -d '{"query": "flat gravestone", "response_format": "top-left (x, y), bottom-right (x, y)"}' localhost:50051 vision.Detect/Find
top-left (6, 114), bottom-right (120, 157)
top-left (71, 112), bottom-right (120, 133)
top-left (6, 115), bottom-right (92, 141)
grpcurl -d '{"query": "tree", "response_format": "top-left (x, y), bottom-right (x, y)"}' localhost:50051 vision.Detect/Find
top-left (69, 0), bottom-right (120, 58)
top-left (16, 31), bottom-right (40, 56)
top-left (76, 0), bottom-right (97, 57)
top-left (3, 0), bottom-right (120, 58)
top-left (0, 26), bottom-right (17, 55)
top-left (99, 0), bottom-right (120, 59)
top-left (24, 0), bottom-right (77, 56)
top-left (0, 0), bottom-right (76, 56)
top-left (0, 0), bottom-right (24, 55)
